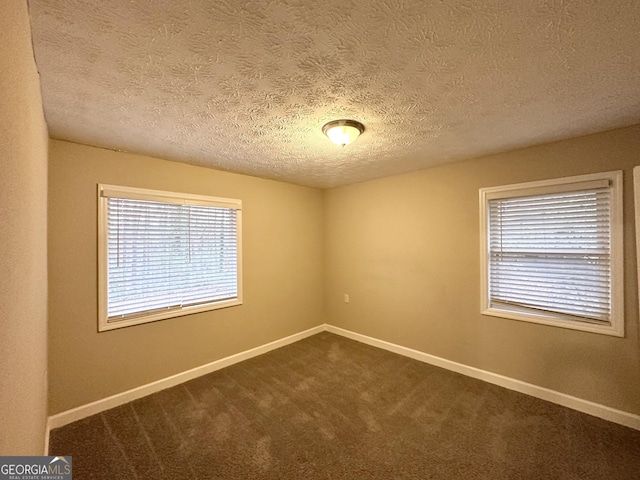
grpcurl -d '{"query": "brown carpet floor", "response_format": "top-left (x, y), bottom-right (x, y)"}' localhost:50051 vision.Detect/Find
top-left (49, 332), bottom-right (640, 479)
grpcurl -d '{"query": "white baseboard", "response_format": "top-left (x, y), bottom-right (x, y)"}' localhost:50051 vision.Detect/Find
top-left (325, 324), bottom-right (640, 431)
top-left (47, 325), bottom-right (324, 430)
top-left (46, 322), bottom-right (640, 436)
top-left (44, 418), bottom-right (51, 455)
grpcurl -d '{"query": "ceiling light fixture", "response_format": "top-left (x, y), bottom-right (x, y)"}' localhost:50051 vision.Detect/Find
top-left (322, 119), bottom-right (365, 147)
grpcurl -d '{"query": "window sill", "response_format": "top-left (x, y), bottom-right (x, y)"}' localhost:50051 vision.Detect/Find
top-left (98, 298), bottom-right (243, 332)
top-left (481, 306), bottom-right (624, 337)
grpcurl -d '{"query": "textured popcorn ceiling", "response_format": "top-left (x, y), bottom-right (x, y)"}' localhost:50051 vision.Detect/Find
top-left (30, 0), bottom-right (640, 188)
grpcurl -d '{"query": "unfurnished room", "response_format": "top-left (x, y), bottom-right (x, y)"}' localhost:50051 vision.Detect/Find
top-left (1, 0), bottom-right (640, 478)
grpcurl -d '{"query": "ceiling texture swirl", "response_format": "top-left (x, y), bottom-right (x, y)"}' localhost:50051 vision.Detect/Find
top-left (29, 0), bottom-right (640, 188)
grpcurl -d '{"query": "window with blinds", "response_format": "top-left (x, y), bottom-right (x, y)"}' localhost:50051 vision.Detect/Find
top-left (98, 185), bottom-right (242, 331)
top-left (479, 171), bottom-right (623, 337)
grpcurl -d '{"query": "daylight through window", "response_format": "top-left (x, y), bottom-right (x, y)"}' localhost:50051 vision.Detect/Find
top-left (479, 171), bottom-right (623, 336)
top-left (98, 185), bottom-right (242, 331)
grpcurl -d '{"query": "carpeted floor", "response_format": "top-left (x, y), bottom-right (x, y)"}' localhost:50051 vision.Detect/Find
top-left (49, 332), bottom-right (640, 479)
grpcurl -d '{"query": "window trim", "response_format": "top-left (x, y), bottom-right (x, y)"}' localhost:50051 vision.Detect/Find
top-left (97, 184), bottom-right (243, 332)
top-left (479, 171), bottom-right (624, 337)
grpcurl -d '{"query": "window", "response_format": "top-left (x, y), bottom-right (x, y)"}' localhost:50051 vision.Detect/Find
top-left (479, 171), bottom-right (623, 336)
top-left (98, 184), bottom-right (242, 331)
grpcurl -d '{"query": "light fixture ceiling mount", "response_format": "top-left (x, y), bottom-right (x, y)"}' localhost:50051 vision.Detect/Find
top-left (322, 119), bottom-right (365, 147)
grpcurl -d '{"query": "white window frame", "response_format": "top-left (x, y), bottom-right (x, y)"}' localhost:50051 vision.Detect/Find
top-left (98, 184), bottom-right (243, 331)
top-left (479, 171), bottom-right (624, 337)
top-left (634, 167), bottom-right (640, 329)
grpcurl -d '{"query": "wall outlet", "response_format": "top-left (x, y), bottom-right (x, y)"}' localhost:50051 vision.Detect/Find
top-left (344, 293), bottom-right (350, 303)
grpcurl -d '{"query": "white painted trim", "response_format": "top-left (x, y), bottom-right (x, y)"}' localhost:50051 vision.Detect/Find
top-left (633, 166), bottom-right (640, 329)
top-left (44, 418), bottom-right (51, 455)
top-left (478, 170), bottom-right (624, 337)
top-left (97, 183), bottom-right (244, 332)
top-left (47, 323), bottom-right (640, 434)
top-left (98, 183), bottom-right (242, 209)
top-left (47, 325), bottom-right (324, 430)
top-left (325, 325), bottom-right (640, 431)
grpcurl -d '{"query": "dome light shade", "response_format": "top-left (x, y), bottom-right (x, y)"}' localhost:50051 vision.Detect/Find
top-left (322, 119), bottom-right (365, 146)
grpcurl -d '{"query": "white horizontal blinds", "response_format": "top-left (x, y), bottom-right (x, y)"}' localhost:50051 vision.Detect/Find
top-left (181, 205), bottom-right (238, 306)
top-left (488, 186), bottom-right (611, 324)
top-left (107, 197), bottom-right (238, 319)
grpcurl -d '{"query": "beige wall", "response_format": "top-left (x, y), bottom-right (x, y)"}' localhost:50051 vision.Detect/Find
top-left (324, 125), bottom-right (640, 415)
top-left (0, 0), bottom-right (49, 454)
top-left (45, 121), bottom-right (640, 418)
top-left (48, 140), bottom-right (324, 414)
